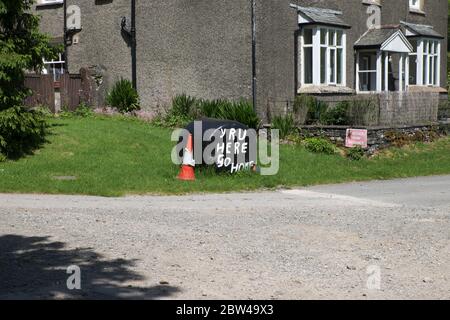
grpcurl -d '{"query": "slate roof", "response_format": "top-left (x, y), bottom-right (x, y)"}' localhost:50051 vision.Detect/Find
top-left (290, 4), bottom-right (351, 29)
top-left (354, 27), bottom-right (398, 48)
top-left (400, 21), bottom-right (444, 39)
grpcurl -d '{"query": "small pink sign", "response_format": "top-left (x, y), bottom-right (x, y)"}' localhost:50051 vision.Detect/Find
top-left (345, 129), bottom-right (368, 148)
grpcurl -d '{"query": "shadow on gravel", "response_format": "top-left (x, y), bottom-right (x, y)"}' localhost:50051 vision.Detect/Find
top-left (0, 235), bottom-right (180, 300)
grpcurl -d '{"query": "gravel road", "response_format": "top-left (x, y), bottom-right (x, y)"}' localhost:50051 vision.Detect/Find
top-left (0, 175), bottom-right (449, 300)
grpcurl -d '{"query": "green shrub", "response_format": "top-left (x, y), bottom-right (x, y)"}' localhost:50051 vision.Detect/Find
top-left (292, 95), bottom-right (313, 125)
top-left (0, 106), bottom-right (48, 158)
top-left (199, 98), bottom-right (260, 129)
top-left (303, 137), bottom-right (336, 155)
top-left (272, 114), bottom-right (295, 139)
top-left (73, 102), bottom-right (94, 117)
top-left (59, 102), bottom-right (94, 118)
top-left (198, 99), bottom-right (220, 118)
top-left (346, 146), bottom-right (365, 161)
top-left (155, 95), bottom-right (260, 129)
top-left (34, 105), bottom-right (53, 118)
top-left (285, 133), bottom-right (303, 145)
top-left (320, 101), bottom-right (350, 125)
top-left (171, 93), bottom-right (197, 118)
top-left (0, 153), bottom-right (6, 162)
top-left (0, 0), bottom-right (61, 112)
top-left (305, 98), bottom-right (328, 124)
top-left (106, 78), bottom-right (140, 113)
top-left (158, 113), bottom-right (193, 128)
top-left (219, 100), bottom-right (260, 129)
top-left (438, 100), bottom-right (450, 120)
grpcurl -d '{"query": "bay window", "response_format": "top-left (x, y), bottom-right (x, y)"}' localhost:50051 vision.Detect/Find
top-left (409, 38), bottom-right (441, 87)
top-left (422, 39), bottom-right (439, 86)
top-left (303, 28), bottom-right (313, 84)
top-left (357, 52), bottom-right (377, 92)
top-left (355, 27), bottom-right (413, 93)
top-left (301, 27), bottom-right (346, 87)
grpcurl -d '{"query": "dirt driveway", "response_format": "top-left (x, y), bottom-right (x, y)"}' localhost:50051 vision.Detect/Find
top-left (0, 176), bottom-right (449, 299)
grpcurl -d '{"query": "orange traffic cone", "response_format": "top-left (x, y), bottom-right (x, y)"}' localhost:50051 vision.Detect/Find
top-left (177, 134), bottom-right (196, 181)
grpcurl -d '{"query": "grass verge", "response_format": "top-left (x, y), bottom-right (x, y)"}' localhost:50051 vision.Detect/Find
top-left (0, 115), bottom-right (449, 196)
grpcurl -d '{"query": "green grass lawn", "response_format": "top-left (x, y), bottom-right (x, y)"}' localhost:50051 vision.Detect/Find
top-left (0, 115), bottom-right (449, 196)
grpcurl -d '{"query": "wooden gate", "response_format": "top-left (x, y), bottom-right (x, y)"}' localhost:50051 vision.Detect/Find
top-left (24, 74), bottom-right (55, 111)
top-left (60, 73), bottom-right (82, 111)
top-left (24, 73), bottom-right (83, 112)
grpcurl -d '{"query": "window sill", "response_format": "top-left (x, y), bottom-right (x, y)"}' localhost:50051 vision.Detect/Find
top-left (362, 0), bottom-right (382, 7)
top-left (36, 1), bottom-right (64, 8)
top-left (298, 85), bottom-right (355, 94)
top-left (409, 8), bottom-right (426, 16)
top-left (408, 85), bottom-right (447, 93)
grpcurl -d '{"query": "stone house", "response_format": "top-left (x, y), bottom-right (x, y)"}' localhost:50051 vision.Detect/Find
top-left (34, 0), bottom-right (448, 125)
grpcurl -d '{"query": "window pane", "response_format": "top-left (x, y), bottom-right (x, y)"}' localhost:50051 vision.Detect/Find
top-left (336, 30), bottom-right (343, 46)
top-left (329, 30), bottom-right (335, 46)
top-left (303, 28), bottom-right (312, 45)
top-left (429, 56), bottom-right (434, 84)
top-left (409, 54), bottom-right (417, 84)
top-left (409, 39), bottom-right (417, 53)
top-left (320, 29), bottom-right (327, 45)
top-left (304, 47), bottom-right (313, 84)
top-left (321, 47), bottom-right (326, 84)
top-left (434, 56), bottom-right (439, 85)
top-left (329, 49), bottom-right (336, 83)
top-left (337, 49), bottom-right (343, 84)
top-left (423, 54), bottom-right (428, 84)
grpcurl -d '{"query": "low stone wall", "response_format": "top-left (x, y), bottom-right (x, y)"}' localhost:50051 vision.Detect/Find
top-left (299, 123), bottom-right (448, 154)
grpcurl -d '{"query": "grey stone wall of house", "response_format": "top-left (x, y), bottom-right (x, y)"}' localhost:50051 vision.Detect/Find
top-left (65, 0), bottom-right (131, 108)
top-left (254, 1), bottom-right (298, 120)
top-left (135, 0), bottom-right (252, 112)
top-left (34, 2), bottom-right (64, 39)
top-left (33, 0), bottom-right (448, 123)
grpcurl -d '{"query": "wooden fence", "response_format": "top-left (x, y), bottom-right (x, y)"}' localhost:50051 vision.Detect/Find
top-left (24, 74), bottom-right (55, 111)
top-left (24, 73), bottom-right (84, 112)
top-left (60, 73), bottom-right (82, 111)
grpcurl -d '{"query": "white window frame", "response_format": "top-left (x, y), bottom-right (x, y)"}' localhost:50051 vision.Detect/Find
top-left (356, 50), bottom-right (378, 93)
top-left (43, 53), bottom-right (66, 82)
top-left (356, 50), bottom-right (410, 93)
top-left (300, 26), bottom-right (346, 87)
top-left (409, 0), bottom-right (421, 11)
top-left (412, 38), bottom-right (440, 87)
top-left (39, 0), bottom-right (64, 4)
top-left (301, 28), bottom-right (314, 85)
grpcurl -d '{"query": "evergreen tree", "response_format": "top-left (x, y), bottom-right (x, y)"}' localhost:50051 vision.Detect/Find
top-left (0, 0), bottom-right (59, 110)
